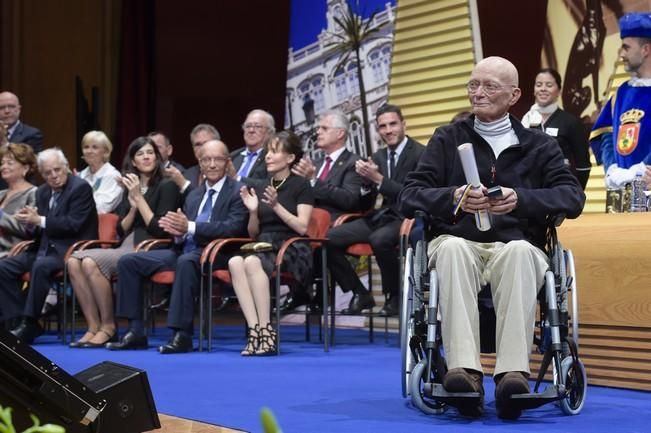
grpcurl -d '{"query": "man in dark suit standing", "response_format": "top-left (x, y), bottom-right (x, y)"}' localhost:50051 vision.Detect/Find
top-left (107, 140), bottom-right (248, 352)
top-left (228, 109), bottom-right (273, 189)
top-left (0, 91), bottom-right (43, 153)
top-left (283, 109), bottom-right (363, 312)
top-left (0, 148), bottom-right (97, 343)
top-left (327, 104), bottom-right (424, 315)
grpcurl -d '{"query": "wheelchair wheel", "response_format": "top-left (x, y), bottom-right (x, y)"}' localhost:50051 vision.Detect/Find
top-left (400, 247), bottom-right (415, 398)
top-left (409, 359), bottom-right (446, 415)
top-left (559, 356), bottom-right (587, 415)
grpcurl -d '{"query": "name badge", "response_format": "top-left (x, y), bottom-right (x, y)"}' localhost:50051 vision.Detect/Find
top-left (545, 127), bottom-right (559, 137)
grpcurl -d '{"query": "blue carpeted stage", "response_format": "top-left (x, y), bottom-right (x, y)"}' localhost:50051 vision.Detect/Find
top-left (34, 325), bottom-right (650, 433)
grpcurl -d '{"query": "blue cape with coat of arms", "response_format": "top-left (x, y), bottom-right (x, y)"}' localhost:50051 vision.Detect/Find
top-left (589, 81), bottom-right (651, 168)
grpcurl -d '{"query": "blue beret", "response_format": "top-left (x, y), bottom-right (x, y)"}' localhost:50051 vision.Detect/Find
top-left (620, 12), bottom-right (651, 39)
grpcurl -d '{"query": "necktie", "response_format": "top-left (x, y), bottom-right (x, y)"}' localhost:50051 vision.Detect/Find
top-left (237, 151), bottom-right (257, 177)
top-left (318, 157), bottom-right (332, 181)
top-left (184, 189), bottom-right (215, 253)
top-left (389, 151), bottom-right (396, 180)
top-left (49, 192), bottom-right (61, 210)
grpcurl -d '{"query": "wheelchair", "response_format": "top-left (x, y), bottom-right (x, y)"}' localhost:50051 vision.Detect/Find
top-left (400, 212), bottom-right (587, 416)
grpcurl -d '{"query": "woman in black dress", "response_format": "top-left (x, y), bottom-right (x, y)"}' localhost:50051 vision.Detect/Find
top-left (229, 130), bottom-right (314, 356)
top-left (521, 68), bottom-right (591, 189)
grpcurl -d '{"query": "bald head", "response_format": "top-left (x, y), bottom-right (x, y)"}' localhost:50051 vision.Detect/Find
top-left (0, 91), bottom-right (21, 128)
top-left (199, 139), bottom-right (230, 185)
top-left (467, 56), bottom-right (521, 122)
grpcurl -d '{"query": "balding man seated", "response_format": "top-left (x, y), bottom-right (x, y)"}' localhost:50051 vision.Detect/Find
top-left (107, 140), bottom-right (248, 353)
top-left (400, 56), bottom-right (585, 419)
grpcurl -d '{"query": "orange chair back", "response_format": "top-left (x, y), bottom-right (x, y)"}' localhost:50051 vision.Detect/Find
top-left (98, 213), bottom-right (120, 244)
top-left (307, 208), bottom-right (331, 240)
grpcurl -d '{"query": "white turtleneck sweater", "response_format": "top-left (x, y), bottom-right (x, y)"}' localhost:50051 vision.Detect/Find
top-left (473, 115), bottom-right (519, 159)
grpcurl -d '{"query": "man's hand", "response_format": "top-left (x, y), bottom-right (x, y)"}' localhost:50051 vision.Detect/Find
top-left (15, 206), bottom-right (40, 225)
top-left (455, 185), bottom-right (490, 214)
top-left (164, 166), bottom-right (187, 189)
top-left (159, 208), bottom-right (189, 236)
top-left (355, 158), bottom-right (383, 184)
top-left (291, 157), bottom-right (317, 180)
top-left (488, 187), bottom-right (517, 215)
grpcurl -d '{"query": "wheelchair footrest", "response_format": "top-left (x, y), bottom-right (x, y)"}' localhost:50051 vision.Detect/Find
top-left (425, 383), bottom-right (482, 407)
top-left (509, 385), bottom-right (563, 410)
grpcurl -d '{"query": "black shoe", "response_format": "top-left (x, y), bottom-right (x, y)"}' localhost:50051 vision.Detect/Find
top-left (279, 293), bottom-right (309, 314)
top-left (80, 329), bottom-right (118, 348)
top-left (307, 299), bottom-right (323, 314)
top-left (215, 296), bottom-right (240, 313)
top-left (495, 371), bottom-right (530, 420)
top-left (159, 330), bottom-right (193, 354)
top-left (11, 320), bottom-right (44, 344)
top-left (41, 302), bottom-right (59, 317)
top-left (106, 331), bottom-right (148, 351)
top-left (149, 297), bottom-right (169, 311)
top-left (379, 296), bottom-right (399, 316)
top-left (442, 368), bottom-right (485, 417)
top-left (341, 290), bottom-right (375, 314)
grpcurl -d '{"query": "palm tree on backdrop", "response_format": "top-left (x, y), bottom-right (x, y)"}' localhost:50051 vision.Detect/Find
top-left (326, 0), bottom-right (381, 158)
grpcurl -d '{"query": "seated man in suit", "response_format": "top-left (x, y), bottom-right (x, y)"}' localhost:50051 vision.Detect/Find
top-left (228, 109), bottom-right (274, 189)
top-left (284, 109), bottom-right (363, 312)
top-left (327, 104), bottom-right (424, 315)
top-left (149, 131), bottom-right (185, 171)
top-left (107, 139), bottom-right (248, 352)
top-left (0, 91), bottom-right (43, 153)
top-left (170, 123), bottom-right (221, 194)
top-left (0, 148), bottom-right (98, 343)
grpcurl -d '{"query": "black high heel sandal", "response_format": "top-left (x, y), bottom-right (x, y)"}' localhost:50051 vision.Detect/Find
top-left (241, 324), bottom-right (260, 356)
top-left (255, 323), bottom-right (277, 356)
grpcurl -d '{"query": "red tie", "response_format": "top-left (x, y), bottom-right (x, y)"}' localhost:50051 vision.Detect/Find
top-left (318, 157), bottom-right (332, 181)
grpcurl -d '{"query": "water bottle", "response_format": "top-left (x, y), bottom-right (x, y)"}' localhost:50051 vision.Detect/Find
top-left (629, 171), bottom-right (647, 212)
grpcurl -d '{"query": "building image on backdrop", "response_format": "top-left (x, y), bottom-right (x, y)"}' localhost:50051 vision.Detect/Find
top-left (285, 0), bottom-right (397, 159)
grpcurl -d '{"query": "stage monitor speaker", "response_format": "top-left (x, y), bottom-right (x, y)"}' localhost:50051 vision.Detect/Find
top-left (74, 361), bottom-right (160, 433)
top-left (0, 329), bottom-right (159, 433)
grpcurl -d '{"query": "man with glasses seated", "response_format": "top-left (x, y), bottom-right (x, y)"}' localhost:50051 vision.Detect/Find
top-left (400, 57), bottom-right (585, 419)
top-left (176, 124), bottom-right (222, 194)
top-left (109, 139), bottom-right (248, 353)
top-left (228, 109), bottom-right (274, 189)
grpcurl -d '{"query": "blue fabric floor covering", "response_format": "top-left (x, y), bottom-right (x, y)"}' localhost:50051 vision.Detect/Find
top-left (30, 325), bottom-right (651, 433)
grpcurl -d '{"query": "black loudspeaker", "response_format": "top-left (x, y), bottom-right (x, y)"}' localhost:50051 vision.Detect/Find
top-left (0, 329), bottom-right (160, 433)
top-left (75, 362), bottom-right (160, 433)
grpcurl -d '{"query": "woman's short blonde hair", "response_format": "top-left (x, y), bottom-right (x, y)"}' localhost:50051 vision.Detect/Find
top-left (81, 130), bottom-right (113, 163)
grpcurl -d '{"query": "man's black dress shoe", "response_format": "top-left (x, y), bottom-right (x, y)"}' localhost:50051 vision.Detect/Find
top-left (105, 331), bottom-right (148, 350)
top-left (159, 330), bottom-right (193, 354)
top-left (341, 291), bottom-right (375, 314)
top-left (279, 293), bottom-right (310, 314)
top-left (379, 296), bottom-right (400, 316)
top-left (11, 320), bottom-right (43, 344)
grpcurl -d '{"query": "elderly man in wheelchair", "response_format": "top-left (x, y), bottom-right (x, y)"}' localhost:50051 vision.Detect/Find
top-left (398, 56), bottom-right (586, 419)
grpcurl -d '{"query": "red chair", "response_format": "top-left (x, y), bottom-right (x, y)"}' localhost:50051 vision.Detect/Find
top-left (199, 208), bottom-right (331, 353)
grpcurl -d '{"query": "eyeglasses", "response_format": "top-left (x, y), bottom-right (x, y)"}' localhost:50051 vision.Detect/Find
top-left (199, 156), bottom-right (228, 165)
top-left (242, 123), bottom-right (267, 131)
top-left (0, 104), bottom-right (18, 111)
top-left (466, 80), bottom-right (515, 96)
top-left (41, 166), bottom-right (66, 178)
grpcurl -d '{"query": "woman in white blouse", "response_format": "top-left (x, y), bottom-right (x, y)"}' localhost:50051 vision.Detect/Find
top-left (77, 131), bottom-right (123, 213)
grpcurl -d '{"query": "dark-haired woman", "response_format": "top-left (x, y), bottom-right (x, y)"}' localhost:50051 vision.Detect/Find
top-left (229, 131), bottom-right (314, 356)
top-left (521, 68), bottom-right (591, 189)
top-left (67, 136), bottom-right (181, 348)
top-left (0, 143), bottom-right (37, 258)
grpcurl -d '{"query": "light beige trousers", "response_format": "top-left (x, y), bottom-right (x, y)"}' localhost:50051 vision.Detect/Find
top-left (427, 235), bottom-right (548, 376)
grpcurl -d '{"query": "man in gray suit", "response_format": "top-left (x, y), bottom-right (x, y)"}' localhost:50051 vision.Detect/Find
top-left (283, 109), bottom-right (363, 312)
top-left (327, 104), bottom-right (423, 315)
